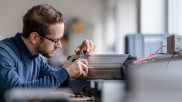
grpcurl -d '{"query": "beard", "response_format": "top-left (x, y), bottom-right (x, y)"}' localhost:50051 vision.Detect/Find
top-left (37, 46), bottom-right (57, 58)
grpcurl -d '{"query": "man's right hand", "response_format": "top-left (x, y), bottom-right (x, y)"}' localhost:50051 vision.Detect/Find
top-left (63, 59), bottom-right (88, 78)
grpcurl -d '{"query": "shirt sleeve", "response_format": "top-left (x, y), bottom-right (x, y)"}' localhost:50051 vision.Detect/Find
top-left (38, 56), bottom-right (69, 86)
top-left (0, 48), bottom-right (69, 95)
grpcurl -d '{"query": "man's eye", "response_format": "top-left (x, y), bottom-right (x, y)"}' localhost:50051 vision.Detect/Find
top-left (55, 40), bottom-right (59, 42)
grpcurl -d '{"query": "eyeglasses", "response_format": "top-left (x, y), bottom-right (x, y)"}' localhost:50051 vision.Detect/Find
top-left (38, 34), bottom-right (63, 46)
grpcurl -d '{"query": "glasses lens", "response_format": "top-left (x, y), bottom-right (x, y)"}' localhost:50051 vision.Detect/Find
top-left (55, 39), bottom-right (61, 46)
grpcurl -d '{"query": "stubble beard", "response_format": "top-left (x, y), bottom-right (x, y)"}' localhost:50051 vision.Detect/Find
top-left (37, 47), bottom-right (56, 58)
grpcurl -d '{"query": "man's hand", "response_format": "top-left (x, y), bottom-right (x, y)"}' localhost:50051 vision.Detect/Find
top-left (75, 39), bottom-right (96, 55)
top-left (63, 59), bottom-right (88, 78)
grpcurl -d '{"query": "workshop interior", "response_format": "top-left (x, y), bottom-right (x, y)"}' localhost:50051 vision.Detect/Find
top-left (1, 0), bottom-right (182, 102)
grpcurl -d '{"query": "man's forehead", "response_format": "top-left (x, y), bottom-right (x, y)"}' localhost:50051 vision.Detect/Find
top-left (47, 23), bottom-right (64, 36)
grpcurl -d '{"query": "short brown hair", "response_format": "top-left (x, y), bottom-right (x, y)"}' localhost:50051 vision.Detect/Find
top-left (22, 4), bottom-right (64, 38)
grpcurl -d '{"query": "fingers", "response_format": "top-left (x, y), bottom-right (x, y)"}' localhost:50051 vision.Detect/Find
top-left (72, 59), bottom-right (88, 77)
top-left (75, 46), bottom-right (81, 53)
top-left (74, 40), bottom-right (88, 53)
top-left (78, 58), bottom-right (88, 65)
top-left (84, 39), bottom-right (90, 54)
top-left (75, 39), bottom-right (96, 55)
top-left (88, 41), bottom-right (96, 55)
top-left (80, 59), bottom-right (88, 76)
top-left (64, 57), bottom-right (89, 78)
top-left (77, 59), bottom-right (88, 77)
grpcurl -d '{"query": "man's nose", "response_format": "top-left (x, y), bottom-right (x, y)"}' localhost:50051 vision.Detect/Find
top-left (55, 40), bottom-right (62, 48)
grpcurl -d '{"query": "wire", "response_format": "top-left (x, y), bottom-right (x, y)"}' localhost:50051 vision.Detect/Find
top-left (133, 46), bottom-right (167, 64)
top-left (165, 50), bottom-right (182, 69)
top-left (153, 46), bottom-right (167, 56)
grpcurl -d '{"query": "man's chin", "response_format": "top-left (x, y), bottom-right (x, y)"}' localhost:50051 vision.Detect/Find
top-left (40, 50), bottom-right (56, 58)
top-left (47, 53), bottom-right (55, 58)
top-left (42, 53), bottom-right (55, 58)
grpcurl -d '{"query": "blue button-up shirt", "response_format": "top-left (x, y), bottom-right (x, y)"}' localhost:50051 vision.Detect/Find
top-left (0, 33), bottom-right (69, 101)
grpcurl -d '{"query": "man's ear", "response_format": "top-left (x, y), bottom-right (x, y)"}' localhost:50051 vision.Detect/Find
top-left (29, 32), bottom-right (39, 44)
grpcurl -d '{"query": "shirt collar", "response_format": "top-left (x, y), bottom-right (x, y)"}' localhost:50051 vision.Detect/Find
top-left (13, 32), bottom-right (39, 60)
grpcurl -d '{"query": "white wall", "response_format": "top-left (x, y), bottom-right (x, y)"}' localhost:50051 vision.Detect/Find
top-left (0, 0), bottom-right (141, 54)
top-left (0, 0), bottom-right (104, 54)
top-left (100, 0), bottom-right (139, 54)
top-left (168, 0), bottom-right (182, 35)
top-left (0, 0), bottom-right (170, 55)
top-left (141, 0), bottom-right (167, 33)
top-left (115, 0), bottom-right (139, 54)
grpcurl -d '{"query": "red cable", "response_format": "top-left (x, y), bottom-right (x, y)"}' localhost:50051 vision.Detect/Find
top-left (133, 46), bottom-right (167, 64)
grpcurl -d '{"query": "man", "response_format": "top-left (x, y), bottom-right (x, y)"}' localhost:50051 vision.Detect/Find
top-left (0, 4), bottom-right (96, 101)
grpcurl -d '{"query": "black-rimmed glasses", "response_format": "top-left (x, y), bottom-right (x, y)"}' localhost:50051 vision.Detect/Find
top-left (38, 34), bottom-right (63, 46)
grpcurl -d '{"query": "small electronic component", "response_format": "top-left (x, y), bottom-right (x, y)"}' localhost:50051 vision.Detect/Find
top-left (167, 35), bottom-right (182, 54)
top-left (65, 50), bottom-right (87, 64)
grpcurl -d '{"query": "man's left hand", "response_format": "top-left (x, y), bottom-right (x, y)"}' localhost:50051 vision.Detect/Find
top-left (75, 39), bottom-right (96, 55)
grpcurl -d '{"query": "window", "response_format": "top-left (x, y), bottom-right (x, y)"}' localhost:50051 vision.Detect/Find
top-left (168, 0), bottom-right (182, 35)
